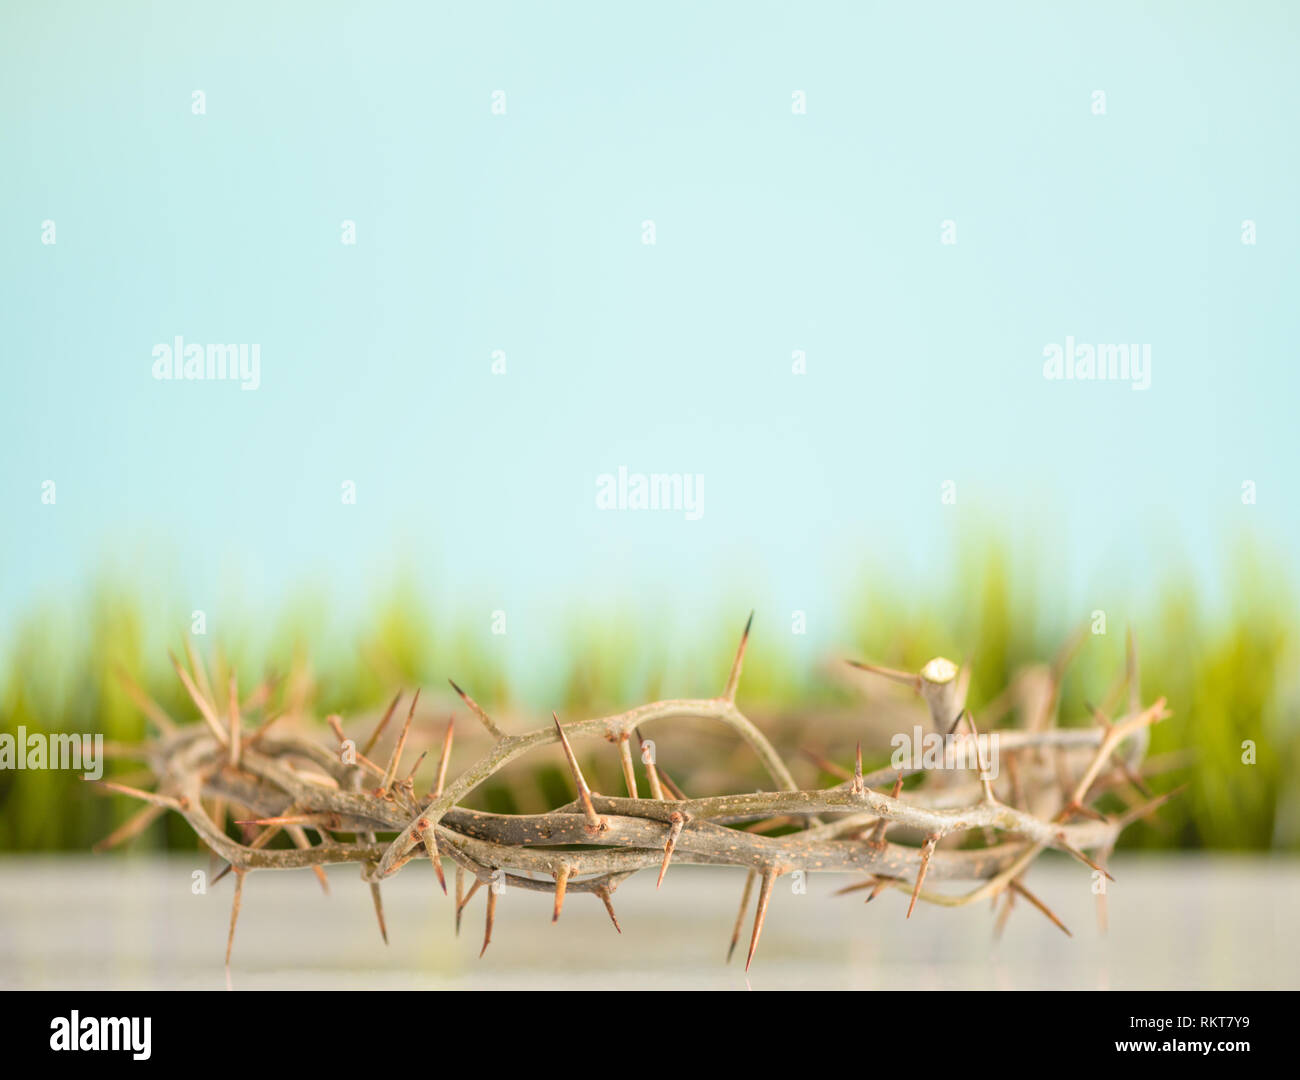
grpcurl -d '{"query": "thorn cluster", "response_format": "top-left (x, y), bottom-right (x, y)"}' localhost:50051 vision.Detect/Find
top-left (97, 614), bottom-right (1176, 970)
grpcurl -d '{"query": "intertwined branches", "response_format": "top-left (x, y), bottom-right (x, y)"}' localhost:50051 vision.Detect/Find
top-left (98, 616), bottom-right (1179, 970)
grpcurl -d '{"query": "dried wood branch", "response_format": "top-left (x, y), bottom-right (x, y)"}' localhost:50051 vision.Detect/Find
top-left (99, 617), bottom-right (1176, 970)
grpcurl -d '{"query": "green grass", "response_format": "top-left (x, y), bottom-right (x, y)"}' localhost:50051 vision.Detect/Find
top-left (1, 543), bottom-right (1295, 854)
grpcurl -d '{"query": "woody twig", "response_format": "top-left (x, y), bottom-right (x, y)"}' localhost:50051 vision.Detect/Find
top-left (97, 615), bottom-right (1176, 971)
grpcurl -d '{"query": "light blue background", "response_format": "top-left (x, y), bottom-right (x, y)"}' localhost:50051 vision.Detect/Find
top-left (2, 1), bottom-right (1297, 662)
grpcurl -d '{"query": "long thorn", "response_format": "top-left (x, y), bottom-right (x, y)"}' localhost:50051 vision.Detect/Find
top-left (454, 866), bottom-right (466, 935)
top-left (866, 774), bottom-right (904, 848)
top-left (866, 876), bottom-right (893, 904)
top-left (480, 884), bottom-right (497, 957)
top-left (907, 834), bottom-right (939, 918)
top-left (1095, 846), bottom-right (1114, 934)
top-left (965, 712), bottom-right (997, 803)
top-left (184, 636), bottom-right (215, 713)
top-left (227, 670), bottom-right (241, 768)
top-left (369, 882), bottom-right (388, 945)
top-left (416, 817), bottom-right (447, 895)
top-left (361, 690), bottom-right (402, 757)
top-left (1055, 832), bottom-right (1115, 881)
top-left (240, 670), bottom-right (280, 714)
top-left (449, 679), bottom-right (504, 738)
top-left (112, 665), bottom-right (176, 735)
top-left (94, 780), bottom-right (183, 812)
top-left (1056, 800), bottom-right (1108, 824)
top-left (1055, 831), bottom-right (1118, 883)
top-left (553, 712), bottom-right (605, 833)
top-left (728, 871), bottom-right (756, 962)
top-left (845, 658), bottom-right (921, 690)
top-left (325, 715), bottom-right (384, 777)
top-left (234, 812), bottom-right (336, 827)
top-left (553, 866), bottom-right (570, 922)
top-left (93, 803), bottom-right (165, 853)
top-left (993, 889), bottom-right (1016, 939)
top-left (432, 718), bottom-right (455, 798)
top-left (1009, 879), bottom-right (1072, 937)
top-left (658, 766), bottom-right (688, 801)
top-left (745, 869), bottom-right (776, 971)
top-left (401, 749), bottom-right (429, 784)
top-left (380, 689), bottom-right (418, 794)
top-left (247, 710), bottom-right (286, 746)
top-left (802, 747), bottom-right (852, 781)
top-left (225, 869), bottom-right (245, 969)
top-left (637, 729), bottom-right (665, 801)
top-left (723, 610), bottom-right (754, 702)
top-left (657, 812), bottom-right (686, 888)
top-left (618, 734), bottom-right (638, 798)
top-left (1117, 783), bottom-right (1188, 829)
top-left (1115, 757), bottom-right (1153, 798)
top-left (169, 651), bottom-right (227, 746)
top-left (458, 876), bottom-right (483, 931)
top-left (595, 883), bottom-right (622, 933)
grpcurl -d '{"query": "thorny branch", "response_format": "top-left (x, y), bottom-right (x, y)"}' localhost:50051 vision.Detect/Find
top-left (97, 615), bottom-right (1177, 970)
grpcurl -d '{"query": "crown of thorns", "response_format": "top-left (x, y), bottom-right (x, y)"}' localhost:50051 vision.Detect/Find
top-left (99, 615), bottom-right (1177, 970)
